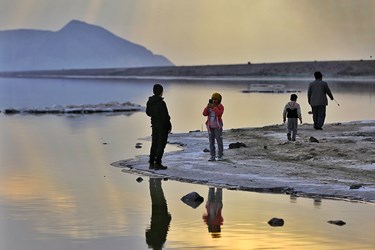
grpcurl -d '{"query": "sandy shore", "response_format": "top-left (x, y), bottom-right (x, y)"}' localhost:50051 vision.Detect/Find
top-left (112, 121), bottom-right (375, 203)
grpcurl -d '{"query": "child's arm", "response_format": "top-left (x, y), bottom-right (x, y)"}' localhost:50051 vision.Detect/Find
top-left (282, 105), bottom-right (287, 123)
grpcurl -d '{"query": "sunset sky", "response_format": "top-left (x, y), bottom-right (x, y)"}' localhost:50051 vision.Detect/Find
top-left (0, 0), bottom-right (374, 66)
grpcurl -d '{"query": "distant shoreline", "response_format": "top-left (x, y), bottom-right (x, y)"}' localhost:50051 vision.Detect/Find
top-left (1, 60), bottom-right (375, 80)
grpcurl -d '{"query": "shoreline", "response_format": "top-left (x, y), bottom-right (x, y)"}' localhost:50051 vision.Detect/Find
top-left (2, 60), bottom-right (375, 80)
top-left (112, 121), bottom-right (375, 203)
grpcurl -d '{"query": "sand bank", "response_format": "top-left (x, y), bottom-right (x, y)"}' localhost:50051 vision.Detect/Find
top-left (112, 121), bottom-right (375, 203)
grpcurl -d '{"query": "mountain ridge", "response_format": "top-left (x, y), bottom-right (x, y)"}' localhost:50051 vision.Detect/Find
top-left (0, 20), bottom-right (174, 71)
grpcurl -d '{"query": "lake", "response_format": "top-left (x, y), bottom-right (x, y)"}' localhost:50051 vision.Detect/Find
top-left (0, 77), bottom-right (374, 249)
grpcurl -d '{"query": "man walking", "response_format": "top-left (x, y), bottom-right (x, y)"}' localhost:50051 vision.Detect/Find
top-left (146, 84), bottom-right (172, 170)
top-left (307, 71), bottom-right (334, 130)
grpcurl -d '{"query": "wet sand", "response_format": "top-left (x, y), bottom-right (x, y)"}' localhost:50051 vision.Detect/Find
top-left (112, 121), bottom-right (375, 203)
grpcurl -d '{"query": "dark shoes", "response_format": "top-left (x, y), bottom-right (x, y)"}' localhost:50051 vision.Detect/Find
top-left (287, 133), bottom-right (291, 141)
top-left (314, 127), bottom-right (323, 130)
top-left (150, 162), bottom-right (168, 170)
top-left (287, 133), bottom-right (296, 141)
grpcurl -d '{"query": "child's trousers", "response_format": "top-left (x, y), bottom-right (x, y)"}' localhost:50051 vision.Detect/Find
top-left (209, 127), bottom-right (223, 158)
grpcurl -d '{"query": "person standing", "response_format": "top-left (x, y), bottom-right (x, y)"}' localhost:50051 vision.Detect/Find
top-left (283, 94), bottom-right (303, 141)
top-left (307, 71), bottom-right (334, 130)
top-left (203, 92), bottom-right (224, 161)
top-left (146, 84), bottom-right (172, 170)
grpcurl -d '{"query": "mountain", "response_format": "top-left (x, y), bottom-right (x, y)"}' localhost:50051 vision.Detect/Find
top-left (0, 20), bottom-right (174, 71)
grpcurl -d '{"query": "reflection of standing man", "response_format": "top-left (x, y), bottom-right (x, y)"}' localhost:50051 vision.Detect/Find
top-left (146, 178), bottom-right (171, 249)
top-left (202, 187), bottom-right (223, 237)
top-left (307, 71), bottom-right (334, 130)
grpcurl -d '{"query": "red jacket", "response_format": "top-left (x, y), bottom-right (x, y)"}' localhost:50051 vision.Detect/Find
top-left (202, 104), bottom-right (224, 130)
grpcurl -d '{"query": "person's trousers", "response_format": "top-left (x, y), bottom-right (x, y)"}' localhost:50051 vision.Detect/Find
top-left (311, 105), bottom-right (326, 129)
top-left (209, 127), bottom-right (223, 158)
top-left (150, 126), bottom-right (168, 164)
top-left (287, 118), bottom-right (298, 140)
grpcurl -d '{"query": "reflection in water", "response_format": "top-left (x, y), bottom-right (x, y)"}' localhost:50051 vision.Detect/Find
top-left (290, 194), bottom-right (322, 209)
top-left (203, 187), bottom-right (223, 238)
top-left (146, 178), bottom-right (171, 249)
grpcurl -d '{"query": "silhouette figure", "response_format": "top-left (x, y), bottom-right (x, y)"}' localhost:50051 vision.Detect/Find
top-left (202, 187), bottom-right (223, 238)
top-left (146, 178), bottom-right (171, 249)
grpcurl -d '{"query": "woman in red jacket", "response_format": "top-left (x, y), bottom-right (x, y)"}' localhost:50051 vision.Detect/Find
top-left (203, 92), bottom-right (224, 161)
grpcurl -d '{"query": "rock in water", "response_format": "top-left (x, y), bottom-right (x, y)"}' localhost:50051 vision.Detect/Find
top-left (181, 192), bottom-right (204, 209)
top-left (327, 220), bottom-right (346, 226)
top-left (268, 217), bottom-right (284, 227)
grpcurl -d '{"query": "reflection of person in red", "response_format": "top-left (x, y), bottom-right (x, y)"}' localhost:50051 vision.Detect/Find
top-left (202, 187), bottom-right (223, 237)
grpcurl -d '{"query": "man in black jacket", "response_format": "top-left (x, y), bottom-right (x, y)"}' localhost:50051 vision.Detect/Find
top-left (146, 84), bottom-right (172, 170)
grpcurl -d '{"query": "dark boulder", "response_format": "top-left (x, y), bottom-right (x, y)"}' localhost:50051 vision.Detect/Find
top-left (327, 220), bottom-right (346, 226)
top-left (349, 184), bottom-right (363, 189)
top-left (181, 192), bottom-right (204, 209)
top-left (268, 217), bottom-right (284, 227)
top-left (309, 136), bottom-right (319, 143)
top-left (228, 142), bottom-right (247, 149)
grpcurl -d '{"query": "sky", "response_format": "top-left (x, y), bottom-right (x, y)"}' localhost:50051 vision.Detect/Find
top-left (0, 0), bottom-right (374, 66)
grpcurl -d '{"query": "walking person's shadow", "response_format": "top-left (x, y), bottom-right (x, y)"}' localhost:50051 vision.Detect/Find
top-left (145, 178), bottom-right (171, 249)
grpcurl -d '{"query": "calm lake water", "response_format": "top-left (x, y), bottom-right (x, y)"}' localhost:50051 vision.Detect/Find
top-left (0, 77), bottom-right (374, 249)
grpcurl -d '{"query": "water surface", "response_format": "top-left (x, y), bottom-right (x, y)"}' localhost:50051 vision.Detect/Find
top-left (0, 77), bottom-right (374, 249)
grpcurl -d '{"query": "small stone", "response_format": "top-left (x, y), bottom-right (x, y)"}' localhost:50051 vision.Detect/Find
top-left (327, 220), bottom-right (346, 226)
top-left (268, 217), bottom-right (284, 227)
top-left (349, 184), bottom-right (363, 189)
top-left (309, 136), bottom-right (319, 143)
top-left (203, 148), bottom-right (210, 153)
top-left (229, 142), bottom-right (247, 149)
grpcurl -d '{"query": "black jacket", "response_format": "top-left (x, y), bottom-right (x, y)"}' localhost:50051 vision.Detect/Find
top-left (146, 95), bottom-right (172, 131)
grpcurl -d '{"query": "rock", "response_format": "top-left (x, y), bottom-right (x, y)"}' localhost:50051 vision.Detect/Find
top-left (268, 217), bottom-right (284, 227)
top-left (180, 192), bottom-right (204, 209)
top-left (309, 136), bottom-right (319, 143)
top-left (203, 148), bottom-right (210, 153)
top-left (327, 220), bottom-right (346, 226)
top-left (4, 108), bottom-right (20, 114)
top-left (264, 145), bottom-right (268, 149)
top-left (136, 177), bottom-right (143, 183)
top-left (349, 184), bottom-right (363, 189)
top-left (228, 142), bottom-right (247, 149)
top-left (3, 102), bottom-right (144, 115)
